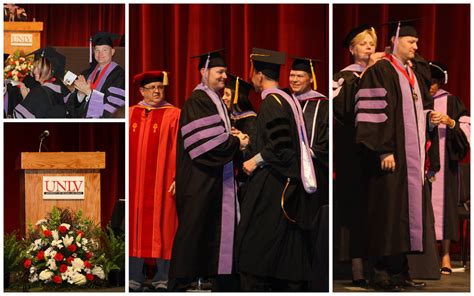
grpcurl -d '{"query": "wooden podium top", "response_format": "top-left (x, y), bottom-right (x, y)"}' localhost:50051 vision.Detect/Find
top-left (21, 152), bottom-right (106, 170)
top-left (4, 21), bottom-right (43, 31)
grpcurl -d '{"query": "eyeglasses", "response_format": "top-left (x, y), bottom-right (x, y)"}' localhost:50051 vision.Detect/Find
top-left (142, 85), bottom-right (165, 91)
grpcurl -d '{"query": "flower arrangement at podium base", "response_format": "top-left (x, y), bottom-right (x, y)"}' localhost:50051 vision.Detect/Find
top-left (18, 207), bottom-right (110, 290)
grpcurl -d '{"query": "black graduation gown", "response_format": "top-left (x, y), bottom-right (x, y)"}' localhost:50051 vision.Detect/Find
top-left (232, 114), bottom-right (257, 188)
top-left (236, 92), bottom-right (312, 282)
top-left (13, 82), bottom-right (68, 118)
top-left (300, 98), bottom-right (329, 209)
top-left (4, 76), bottom-right (40, 118)
top-left (67, 62), bottom-right (125, 118)
top-left (432, 91), bottom-right (470, 241)
top-left (333, 69), bottom-right (369, 259)
top-left (170, 89), bottom-right (240, 280)
top-left (355, 58), bottom-right (436, 257)
top-left (299, 96), bottom-right (329, 291)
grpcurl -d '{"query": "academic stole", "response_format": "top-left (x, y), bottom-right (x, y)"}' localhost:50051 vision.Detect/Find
top-left (89, 63), bottom-right (112, 90)
top-left (386, 54), bottom-right (418, 101)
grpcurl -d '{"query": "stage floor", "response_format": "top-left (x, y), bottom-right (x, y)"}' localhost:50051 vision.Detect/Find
top-left (333, 262), bottom-right (470, 292)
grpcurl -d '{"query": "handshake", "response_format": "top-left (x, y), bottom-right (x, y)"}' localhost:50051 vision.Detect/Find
top-left (231, 127), bottom-right (249, 151)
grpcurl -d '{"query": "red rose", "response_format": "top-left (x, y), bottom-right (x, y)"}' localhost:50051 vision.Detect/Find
top-left (77, 230), bottom-right (85, 238)
top-left (84, 261), bottom-right (92, 269)
top-left (43, 230), bottom-right (52, 237)
top-left (67, 244), bottom-right (77, 252)
top-left (59, 264), bottom-right (68, 273)
top-left (23, 259), bottom-right (32, 269)
top-left (58, 225), bottom-right (68, 234)
top-left (86, 274), bottom-right (94, 281)
top-left (54, 253), bottom-right (64, 262)
top-left (37, 250), bottom-right (45, 261)
top-left (85, 252), bottom-right (93, 259)
top-left (53, 275), bottom-right (62, 284)
top-left (66, 256), bottom-right (74, 264)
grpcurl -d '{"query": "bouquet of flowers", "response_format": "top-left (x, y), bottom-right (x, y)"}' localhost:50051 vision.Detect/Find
top-left (20, 207), bottom-right (106, 289)
top-left (4, 50), bottom-right (34, 82)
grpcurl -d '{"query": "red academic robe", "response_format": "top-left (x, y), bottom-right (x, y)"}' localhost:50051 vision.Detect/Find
top-left (129, 104), bottom-right (180, 259)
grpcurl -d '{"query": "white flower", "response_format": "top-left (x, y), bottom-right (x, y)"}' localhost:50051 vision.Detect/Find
top-left (29, 273), bottom-right (38, 283)
top-left (33, 238), bottom-right (43, 250)
top-left (49, 250), bottom-right (57, 260)
top-left (51, 239), bottom-right (63, 247)
top-left (60, 223), bottom-right (71, 230)
top-left (71, 273), bottom-right (86, 285)
top-left (81, 238), bottom-right (88, 245)
top-left (91, 266), bottom-right (105, 280)
top-left (46, 258), bottom-right (57, 271)
top-left (52, 230), bottom-right (59, 241)
top-left (30, 267), bottom-right (36, 274)
top-left (63, 234), bottom-right (74, 247)
top-left (44, 247), bottom-right (54, 258)
top-left (36, 219), bottom-right (47, 226)
top-left (39, 270), bottom-right (54, 281)
top-left (71, 258), bottom-right (84, 271)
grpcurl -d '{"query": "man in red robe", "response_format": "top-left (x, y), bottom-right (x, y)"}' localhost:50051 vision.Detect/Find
top-left (129, 70), bottom-right (180, 291)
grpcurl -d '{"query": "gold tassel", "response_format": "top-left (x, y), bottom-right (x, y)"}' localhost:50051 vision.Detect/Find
top-left (310, 59), bottom-right (317, 91)
top-left (281, 178), bottom-right (296, 223)
top-left (163, 71), bottom-right (168, 86)
top-left (249, 60), bottom-right (254, 78)
top-left (233, 77), bottom-right (240, 105)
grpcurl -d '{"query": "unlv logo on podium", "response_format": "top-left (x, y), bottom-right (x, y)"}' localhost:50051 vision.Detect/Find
top-left (43, 176), bottom-right (85, 200)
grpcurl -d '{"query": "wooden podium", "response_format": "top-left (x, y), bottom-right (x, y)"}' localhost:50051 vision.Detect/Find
top-left (4, 21), bottom-right (43, 54)
top-left (21, 152), bottom-right (105, 232)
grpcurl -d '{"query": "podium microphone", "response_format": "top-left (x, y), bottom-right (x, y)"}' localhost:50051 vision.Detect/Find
top-left (39, 130), bottom-right (50, 140)
top-left (39, 130), bottom-right (50, 152)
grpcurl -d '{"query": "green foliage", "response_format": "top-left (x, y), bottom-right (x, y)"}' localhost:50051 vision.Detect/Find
top-left (4, 231), bottom-right (24, 274)
top-left (97, 225), bottom-right (125, 276)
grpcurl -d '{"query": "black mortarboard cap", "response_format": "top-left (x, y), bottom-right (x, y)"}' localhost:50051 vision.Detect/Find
top-left (342, 24), bottom-right (373, 49)
top-left (91, 32), bottom-right (120, 47)
top-left (429, 61), bottom-right (448, 84)
top-left (291, 56), bottom-right (322, 74)
top-left (191, 49), bottom-right (227, 70)
top-left (388, 19), bottom-right (419, 39)
top-left (29, 47), bottom-right (66, 79)
top-left (226, 74), bottom-right (254, 112)
top-left (250, 48), bottom-right (286, 81)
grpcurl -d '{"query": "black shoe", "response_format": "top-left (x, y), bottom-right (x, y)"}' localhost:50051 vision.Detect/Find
top-left (401, 279), bottom-right (426, 289)
top-left (351, 279), bottom-right (368, 288)
top-left (370, 280), bottom-right (402, 292)
top-left (186, 278), bottom-right (213, 291)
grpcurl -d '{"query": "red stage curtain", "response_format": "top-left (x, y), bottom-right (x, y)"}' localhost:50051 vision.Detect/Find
top-left (333, 4), bottom-right (470, 111)
top-left (21, 4), bottom-right (125, 47)
top-left (129, 4), bottom-right (329, 110)
top-left (4, 123), bottom-right (125, 234)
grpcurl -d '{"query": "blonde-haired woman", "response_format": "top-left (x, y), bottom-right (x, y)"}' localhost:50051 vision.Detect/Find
top-left (333, 24), bottom-right (382, 288)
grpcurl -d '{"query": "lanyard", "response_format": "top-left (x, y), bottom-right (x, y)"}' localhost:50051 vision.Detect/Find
top-left (386, 54), bottom-right (418, 101)
top-left (386, 54), bottom-right (416, 89)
